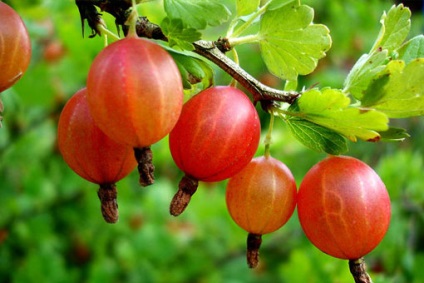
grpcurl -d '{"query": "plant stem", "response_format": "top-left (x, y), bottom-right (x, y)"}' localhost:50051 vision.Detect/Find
top-left (192, 40), bottom-right (299, 104)
top-left (228, 34), bottom-right (261, 48)
top-left (264, 111), bottom-right (275, 157)
top-left (97, 24), bottom-right (120, 41)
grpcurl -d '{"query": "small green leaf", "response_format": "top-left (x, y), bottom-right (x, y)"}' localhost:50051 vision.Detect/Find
top-left (167, 48), bottom-right (214, 90)
top-left (379, 127), bottom-right (410, 142)
top-left (292, 88), bottom-right (389, 142)
top-left (343, 49), bottom-right (388, 100)
top-left (259, 4), bottom-right (331, 81)
top-left (371, 4), bottom-right (411, 53)
top-left (161, 18), bottom-right (201, 51)
top-left (286, 118), bottom-right (348, 155)
top-left (163, 0), bottom-right (231, 30)
top-left (397, 35), bottom-right (424, 63)
top-left (368, 59), bottom-right (424, 118)
top-left (236, 0), bottom-right (260, 17)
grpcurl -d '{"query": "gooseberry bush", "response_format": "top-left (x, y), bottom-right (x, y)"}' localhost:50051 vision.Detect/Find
top-left (2, 0), bottom-right (424, 282)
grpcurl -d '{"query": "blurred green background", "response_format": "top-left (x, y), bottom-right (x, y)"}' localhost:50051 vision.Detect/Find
top-left (1, 0), bottom-right (424, 282)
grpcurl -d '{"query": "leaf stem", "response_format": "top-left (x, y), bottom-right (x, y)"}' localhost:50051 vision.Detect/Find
top-left (97, 24), bottom-right (121, 42)
top-left (228, 34), bottom-right (261, 48)
top-left (264, 111), bottom-right (275, 157)
top-left (229, 1), bottom-right (271, 39)
top-left (126, 1), bottom-right (139, 37)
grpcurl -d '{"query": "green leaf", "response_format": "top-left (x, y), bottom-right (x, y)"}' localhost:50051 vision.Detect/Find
top-left (370, 4), bottom-right (411, 53)
top-left (397, 35), bottom-right (424, 63)
top-left (291, 88), bottom-right (389, 142)
top-left (161, 18), bottom-right (201, 51)
top-left (379, 127), bottom-right (410, 142)
top-left (163, 0), bottom-right (231, 30)
top-left (343, 49), bottom-right (388, 100)
top-left (366, 59), bottom-right (424, 118)
top-left (267, 0), bottom-right (296, 10)
top-left (236, 0), bottom-right (260, 17)
top-left (167, 48), bottom-right (214, 90)
top-left (259, 4), bottom-right (331, 81)
top-left (286, 118), bottom-right (348, 155)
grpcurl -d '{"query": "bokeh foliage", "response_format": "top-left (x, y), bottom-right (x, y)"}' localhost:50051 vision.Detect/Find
top-left (0, 0), bottom-right (424, 282)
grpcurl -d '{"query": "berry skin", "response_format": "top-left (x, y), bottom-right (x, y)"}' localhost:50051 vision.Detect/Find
top-left (86, 36), bottom-right (183, 149)
top-left (57, 88), bottom-right (137, 223)
top-left (297, 155), bottom-right (391, 260)
top-left (169, 86), bottom-right (260, 182)
top-left (226, 155), bottom-right (297, 235)
top-left (0, 2), bottom-right (31, 92)
top-left (168, 86), bottom-right (261, 216)
top-left (226, 155), bottom-right (297, 268)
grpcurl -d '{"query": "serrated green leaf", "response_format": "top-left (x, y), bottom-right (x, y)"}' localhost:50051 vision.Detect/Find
top-left (343, 49), bottom-right (388, 100)
top-left (267, 0), bottom-right (296, 10)
top-left (286, 118), bottom-right (348, 155)
top-left (367, 59), bottom-right (424, 118)
top-left (292, 88), bottom-right (389, 142)
top-left (259, 4), bottom-right (331, 81)
top-left (397, 35), bottom-right (424, 63)
top-left (236, 0), bottom-right (260, 17)
top-left (379, 127), bottom-right (410, 142)
top-left (371, 4), bottom-right (411, 53)
top-left (167, 48), bottom-right (214, 90)
top-left (161, 18), bottom-right (201, 51)
top-left (163, 0), bottom-right (231, 30)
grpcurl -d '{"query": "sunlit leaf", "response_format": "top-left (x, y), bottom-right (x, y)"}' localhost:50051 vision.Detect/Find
top-left (290, 88), bottom-right (388, 142)
top-left (163, 0), bottom-right (231, 30)
top-left (364, 59), bottom-right (424, 118)
top-left (267, 0), bottom-right (296, 10)
top-left (371, 4), bottom-right (411, 53)
top-left (286, 118), bottom-right (348, 155)
top-left (259, 4), bottom-right (331, 81)
top-left (236, 0), bottom-right (260, 16)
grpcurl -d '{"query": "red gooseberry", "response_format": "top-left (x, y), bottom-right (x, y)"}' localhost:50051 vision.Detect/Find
top-left (226, 155), bottom-right (297, 267)
top-left (57, 88), bottom-right (137, 223)
top-left (297, 155), bottom-right (391, 260)
top-left (169, 86), bottom-right (261, 216)
top-left (86, 35), bottom-right (183, 148)
top-left (0, 2), bottom-right (32, 92)
top-left (86, 35), bottom-right (183, 186)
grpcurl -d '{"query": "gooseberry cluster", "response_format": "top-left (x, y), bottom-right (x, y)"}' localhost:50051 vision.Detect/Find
top-left (57, 26), bottom-right (184, 222)
top-left (54, 16), bottom-right (391, 279)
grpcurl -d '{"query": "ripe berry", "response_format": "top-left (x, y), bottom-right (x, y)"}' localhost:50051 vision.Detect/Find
top-left (86, 35), bottom-right (183, 186)
top-left (0, 2), bottom-right (31, 92)
top-left (297, 155), bottom-right (391, 260)
top-left (226, 155), bottom-right (297, 268)
top-left (169, 86), bottom-right (261, 216)
top-left (57, 88), bottom-right (137, 223)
